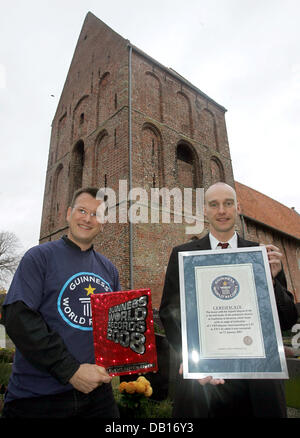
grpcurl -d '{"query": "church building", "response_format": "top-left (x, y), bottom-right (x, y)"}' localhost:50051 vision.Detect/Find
top-left (39, 12), bottom-right (299, 307)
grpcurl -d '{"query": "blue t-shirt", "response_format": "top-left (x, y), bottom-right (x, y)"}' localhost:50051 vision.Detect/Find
top-left (4, 238), bottom-right (121, 401)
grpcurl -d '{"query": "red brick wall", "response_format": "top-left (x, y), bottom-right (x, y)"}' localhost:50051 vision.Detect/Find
top-left (243, 218), bottom-right (300, 302)
top-left (127, 50), bottom-right (235, 305)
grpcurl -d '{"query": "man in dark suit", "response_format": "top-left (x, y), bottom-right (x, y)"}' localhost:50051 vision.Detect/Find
top-left (159, 182), bottom-right (298, 417)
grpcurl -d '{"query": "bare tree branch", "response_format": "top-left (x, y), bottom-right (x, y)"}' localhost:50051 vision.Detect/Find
top-left (0, 231), bottom-right (22, 287)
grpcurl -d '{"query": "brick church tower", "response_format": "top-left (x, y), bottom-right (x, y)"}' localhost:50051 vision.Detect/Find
top-left (39, 12), bottom-right (236, 309)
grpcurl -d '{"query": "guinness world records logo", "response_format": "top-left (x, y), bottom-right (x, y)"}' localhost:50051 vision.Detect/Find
top-left (211, 275), bottom-right (240, 300)
top-left (57, 271), bottom-right (112, 331)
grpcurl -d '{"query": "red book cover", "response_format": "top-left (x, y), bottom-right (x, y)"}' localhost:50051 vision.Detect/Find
top-left (91, 288), bottom-right (158, 376)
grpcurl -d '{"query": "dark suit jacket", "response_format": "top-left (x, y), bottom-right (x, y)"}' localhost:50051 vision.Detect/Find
top-left (159, 234), bottom-right (298, 418)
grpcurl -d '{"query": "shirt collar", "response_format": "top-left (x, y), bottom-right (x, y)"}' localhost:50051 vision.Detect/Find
top-left (62, 235), bottom-right (94, 252)
top-left (209, 232), bottom-right (237, 249)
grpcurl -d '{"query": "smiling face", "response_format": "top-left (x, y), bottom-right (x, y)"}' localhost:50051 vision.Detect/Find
top-left (66, 192), bottom-right (104, 250)
top-left (204, 183), bottom-right (240, 241)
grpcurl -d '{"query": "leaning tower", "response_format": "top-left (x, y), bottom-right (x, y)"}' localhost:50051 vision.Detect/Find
top-left (39, 12), bottom-right (236, 308)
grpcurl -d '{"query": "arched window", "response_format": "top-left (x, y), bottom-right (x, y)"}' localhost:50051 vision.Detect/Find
top-left (93, 130), bottom-right (109, 187)
top-left (56, 112), bottom-right (67, 162)
top-left (50, 164), bottom-right (64, 229)
top-left (97, 72), bottom-right (113, 126)
top-left (210, 156), bottom-right (225, 184)
top-left (72, 95), bottom-right (89, 142)
top-left (176, 142), bottom-right (200, 189)
top-left (69, 140), bottom-right (84, 203)
top-left (139, 124), bottom-right (163, 189)
top-left (143, 72), bottom-right (163, 122)
top-left (176, 92), bottom-right (193, 137)
top-left (197, 109), bottom-right (219, 151)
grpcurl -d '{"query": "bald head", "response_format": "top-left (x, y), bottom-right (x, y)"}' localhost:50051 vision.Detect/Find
top-left (205, 182), bottom-right (237, 206)
top-left (204, 182), bottom-right (240, 241)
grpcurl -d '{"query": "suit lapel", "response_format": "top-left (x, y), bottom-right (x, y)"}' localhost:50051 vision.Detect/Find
top-left (237, 234), bottom-right (247, 248)
top-left (193, 234), bottom-right (211, 250)
top-left (237, 234), bottom-right (258, 248)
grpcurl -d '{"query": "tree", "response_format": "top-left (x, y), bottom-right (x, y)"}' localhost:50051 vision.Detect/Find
top-left (0, 231), bottom-right (22, 288)
top-left (0, 290), bottom-right (6, 321)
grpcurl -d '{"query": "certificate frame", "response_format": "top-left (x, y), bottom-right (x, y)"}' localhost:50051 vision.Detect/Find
top-left (179, 246), bottom-right (288, 379)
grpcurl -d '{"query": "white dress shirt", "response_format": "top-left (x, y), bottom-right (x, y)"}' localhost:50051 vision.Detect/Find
top-left (209, 232), bottom-right (238, 249)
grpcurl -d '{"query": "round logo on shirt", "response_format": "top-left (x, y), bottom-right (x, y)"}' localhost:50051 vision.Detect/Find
top-left (211, 275), bottom-right (240, 300)
top-left (57, 272), bottom-right (113, 331)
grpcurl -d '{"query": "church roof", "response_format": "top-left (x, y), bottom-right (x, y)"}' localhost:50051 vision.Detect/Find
top-left (235, 181), bottom-right (300, 240)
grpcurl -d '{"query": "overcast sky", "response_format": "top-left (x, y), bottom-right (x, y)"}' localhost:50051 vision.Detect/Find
top-left (0, 0), bottom-right (299, 255)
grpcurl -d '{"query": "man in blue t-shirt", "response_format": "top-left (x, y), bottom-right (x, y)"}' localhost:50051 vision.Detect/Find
top-left (1, 187), bottom-right (121, 418)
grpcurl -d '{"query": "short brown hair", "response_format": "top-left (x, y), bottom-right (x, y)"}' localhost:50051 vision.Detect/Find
top-left (70, 187), bottom-right (99, 207)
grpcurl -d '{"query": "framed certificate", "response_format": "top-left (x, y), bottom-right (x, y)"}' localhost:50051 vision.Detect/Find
top-left (178, 246), bottom-right (288, 379)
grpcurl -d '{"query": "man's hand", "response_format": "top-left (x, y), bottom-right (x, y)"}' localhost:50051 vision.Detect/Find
top-left (264, 244), bottom-right (283, 280)
top-left (69, 363), bottom-right (112, 394)
top-left (179, 363), bottom-right (225, 386)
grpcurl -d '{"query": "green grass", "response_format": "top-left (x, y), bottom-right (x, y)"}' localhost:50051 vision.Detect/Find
top-left (0, 362), bottom-right (12, 387)
top-left (285, 377), bottom-right (300, 409)
top-left (0, 362), bottom-right (12, 415)
top-left (0, 348), bottom-right (15, 363)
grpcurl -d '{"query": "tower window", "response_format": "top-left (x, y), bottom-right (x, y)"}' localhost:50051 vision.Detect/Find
top-left (177, 143), bottom-right (193, 164)
top-left (176, 143), bottom-right (196, 189)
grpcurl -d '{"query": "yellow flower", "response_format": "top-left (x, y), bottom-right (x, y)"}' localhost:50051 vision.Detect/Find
top-left (135, 381), bottom-right (146, 394)
top-left (125, 381), bottom-right (136, 394)
top-left (119, 381), bottom-right (128, 393)
top-left (144, 385), bottom-right (153, 397)
top-left (119, 376), bottom-right (153, 398)
top-left (137, 376), bottom-right (150, 385)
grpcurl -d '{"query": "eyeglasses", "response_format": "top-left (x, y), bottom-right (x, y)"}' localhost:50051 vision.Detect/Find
top-left (73, 207), bottom-right (97, 219)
